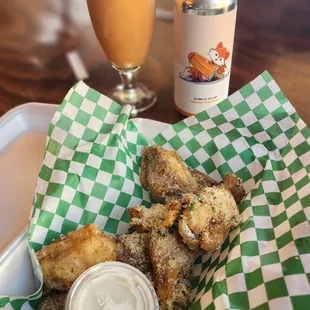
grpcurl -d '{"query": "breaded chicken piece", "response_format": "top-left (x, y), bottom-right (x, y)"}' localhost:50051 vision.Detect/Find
top-left (128, 200), bottom-right (182, 232)
top-left (36, 224), bottom-right (118, 291)
top-left (178, 186), bottom-right (241, 252)
top-left (222, 173), bottom-right (245, 205)
top-left (141, 146), bottom-right (247, 205)
top-left (149, 230), bottom-right (199, 310)
top-left (189, 168), bottom-right (219, 188)
top-left (37, 291), bottom-right (66, 310)
top-left (140, 145), bottom-right (200, 201)
top-left (117, 232), bottom-right (153, 281)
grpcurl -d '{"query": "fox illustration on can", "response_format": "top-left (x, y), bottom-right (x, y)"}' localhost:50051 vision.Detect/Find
top-left (180, 42), bottom-right (230, 83)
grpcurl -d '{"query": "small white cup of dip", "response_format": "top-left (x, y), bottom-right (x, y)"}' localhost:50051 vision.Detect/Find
top-left (65, 261), bottom-right (159, 310)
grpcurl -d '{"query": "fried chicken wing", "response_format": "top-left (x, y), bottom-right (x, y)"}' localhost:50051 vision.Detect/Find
top-left (141, 146), bottom-right (246, 205)
top-left (148, 230), bottom-right (199, 310)
top-left (222, 173), bottom-right (246, 205)
top-left (117, 232), bottom-right (153, 281)
top-left (36, 224), bottom-right (118, 291)
top-left (189, 168), bottom-right (219, 188)
top-left (140, 145), bottom-right (200, 201)
top-left (128, 200), bottom-right (182, 232)
top-left (37, 291), bottom-right (66, 310)
top-left (178, 186), bottom-right (241, 252)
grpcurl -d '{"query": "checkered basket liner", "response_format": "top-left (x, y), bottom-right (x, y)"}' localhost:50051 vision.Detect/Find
top-left (1, 71), bottom-right (310, 310)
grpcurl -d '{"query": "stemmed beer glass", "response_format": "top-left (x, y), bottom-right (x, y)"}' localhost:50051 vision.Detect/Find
top-left (87, 0), bottom-right (157, 116)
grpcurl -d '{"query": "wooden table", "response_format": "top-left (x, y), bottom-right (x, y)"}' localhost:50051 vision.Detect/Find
top-left (0, 0), bottom-right (309, 125)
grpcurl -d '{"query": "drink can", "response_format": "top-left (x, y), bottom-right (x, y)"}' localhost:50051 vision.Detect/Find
top-left (174, 0), bottom-right (238, 116)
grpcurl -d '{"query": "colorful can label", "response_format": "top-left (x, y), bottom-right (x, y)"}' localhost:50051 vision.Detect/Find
top-left (174, 6), bottom-right (237, 116)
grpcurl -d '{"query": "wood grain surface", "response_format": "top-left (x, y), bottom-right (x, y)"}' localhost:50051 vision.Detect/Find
top-left (0, 0), bottom-right (309, 125)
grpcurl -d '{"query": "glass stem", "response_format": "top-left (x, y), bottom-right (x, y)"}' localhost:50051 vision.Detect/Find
top-left (117, 68), bottom-right (139, 90)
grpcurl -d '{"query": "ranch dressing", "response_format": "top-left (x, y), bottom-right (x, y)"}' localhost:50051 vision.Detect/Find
top-left (65, 262), bottom-right (159, 310)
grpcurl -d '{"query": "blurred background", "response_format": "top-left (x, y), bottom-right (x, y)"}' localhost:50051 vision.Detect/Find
top-left (0, 0), bottom-right (173, 116)
top-left (0, 0), bottom-right (309, 124)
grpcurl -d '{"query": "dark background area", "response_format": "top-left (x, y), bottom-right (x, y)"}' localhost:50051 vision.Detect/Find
top-left (0, 0), bottom-right (309, 125)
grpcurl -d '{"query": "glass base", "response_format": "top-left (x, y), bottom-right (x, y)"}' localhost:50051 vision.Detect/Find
top-left (111, 83), bottom-right (157, 117)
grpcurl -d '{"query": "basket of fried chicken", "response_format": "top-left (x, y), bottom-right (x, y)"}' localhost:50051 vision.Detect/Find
top-left (36, 145), bottom-right (245, 310)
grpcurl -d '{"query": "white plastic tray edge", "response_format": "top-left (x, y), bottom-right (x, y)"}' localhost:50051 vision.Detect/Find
top-left (0, 103), bottom-right (58, 152)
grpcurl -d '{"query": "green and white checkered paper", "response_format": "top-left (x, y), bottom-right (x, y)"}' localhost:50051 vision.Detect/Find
top-left (1, 71), bottom-right (310, 310)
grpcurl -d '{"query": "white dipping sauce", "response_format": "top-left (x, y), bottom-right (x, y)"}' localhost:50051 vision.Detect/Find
top-left (66, 262), bottom-right (159, 310)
